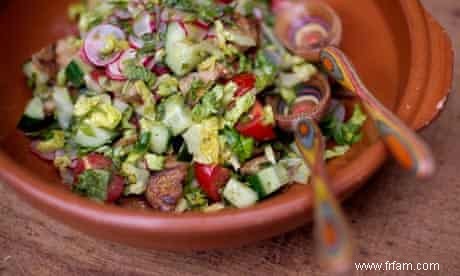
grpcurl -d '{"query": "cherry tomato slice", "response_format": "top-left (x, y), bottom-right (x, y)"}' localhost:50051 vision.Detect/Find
top-left (83, 153), bottom-right (113, 170)
top-left (194, 163), bottom-right (231, 202)
top-left (232, 73), bottom-right (256, 97)
top-left (107, 174), bottom-right (126, 203)
top-left (236, 101), bottom-right (276, 141)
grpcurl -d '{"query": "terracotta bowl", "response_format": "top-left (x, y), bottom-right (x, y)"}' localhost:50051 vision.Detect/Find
top-left (0, 0), bottom-right (453, 250)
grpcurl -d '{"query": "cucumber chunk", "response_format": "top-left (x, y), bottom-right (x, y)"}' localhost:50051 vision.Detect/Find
top-left (148, 122), bottom-right (171, 154)
top-left (248, 165), bottom-right (290, 198)
top-left (223, 178), bottom-right (259, 208)
top-left (165, 22), bottom-right (205, 76)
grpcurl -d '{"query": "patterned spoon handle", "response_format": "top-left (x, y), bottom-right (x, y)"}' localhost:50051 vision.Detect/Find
top-left (320, 46), bottom-right (435, 178)
top-left (294, 119), bottom-right (353, 273)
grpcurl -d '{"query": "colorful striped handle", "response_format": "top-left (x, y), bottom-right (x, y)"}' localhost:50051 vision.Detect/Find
top-left (320, 46), bottom-right (435, 178)
top-left (294, 119), bottom-right (353, 273)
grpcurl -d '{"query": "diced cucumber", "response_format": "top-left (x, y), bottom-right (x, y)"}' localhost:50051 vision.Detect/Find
top-left (145, 153), bottom-right (165, 171)
top-left (223, 178), bottom-right (259, 208)
top-left (53, 87), bottom-right (74, 129)
top-left (148, 122), bottom-right (171, 154)
top-left (248, 165), bottom-right (290, 198)
top-left (165, 22), bottom-right (205, 76)
top-left (23, 97), bottom-right (45, 120)
top-left (74, 124), bottom-right (115, 148)
top-left (162, 95), bottom-right (192, 136)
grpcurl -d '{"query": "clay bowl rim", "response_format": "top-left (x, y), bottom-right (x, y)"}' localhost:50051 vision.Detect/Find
top-left (0, 0), bottom-right (453, 248)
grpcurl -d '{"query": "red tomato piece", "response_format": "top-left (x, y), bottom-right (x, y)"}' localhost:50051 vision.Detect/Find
top-left (232, 73), bottom-right (256, 97)
top-left (236, 101), bottom-right (276, 141)
top-left (194, 163), bottom-right (231, 202)
top-left (106, 174), bottom-right (126, 203)
top-left (82, 153), bottom-right (113, 171)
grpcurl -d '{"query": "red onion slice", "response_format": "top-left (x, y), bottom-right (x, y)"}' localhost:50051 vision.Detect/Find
top-left (84, 24), bottom-right (126, 67)
top-left (129, 34), bottom-right (145, 49)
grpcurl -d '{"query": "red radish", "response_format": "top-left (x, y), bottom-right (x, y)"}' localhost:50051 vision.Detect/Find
top-left (84, 24), bottom-right (126, 67)
top-left (128, 35), bottom-right (144, 49)
top-left (152, 64), bottom-right (170, 76)
top-left (106, 61), bottom-right (127, 80)
top-left (133, 12), bottom-right (154, 37)
top-left (79, 47), bottom-right (91, 65)
top-left (141, 55), bottom-right (155, 70)
top-left (30, 141), bottom-right (56, 161)
top-left (192, 19), bottom-right (210, 31)
top-left (106, 174), bottom-right (126, 202)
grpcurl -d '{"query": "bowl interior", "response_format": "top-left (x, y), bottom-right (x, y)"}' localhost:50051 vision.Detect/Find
top-left (0, 0), bottom-right (415, 249)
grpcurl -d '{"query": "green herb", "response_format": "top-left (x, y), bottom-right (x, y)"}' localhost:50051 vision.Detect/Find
top-left (66, 60), bottom-right (85, 88)
top-left (138, 41), bottom-right (157, 55)
top-left (192, 85), bottom-right (224, 121)
top-left (73, 169), bottom-right (111, 202)
top-left (222, 127), bottom-right (254, 162)
top-left (254, 50), bottom-right (277, 91)
top-left (134, 131), bottom-right (151, 153)
top-left (164, 0), bottom-right (223, 22)
top-left (320, 104), bottom-right (367, 146)
top-left (123, 59), bottom-right (157, 87)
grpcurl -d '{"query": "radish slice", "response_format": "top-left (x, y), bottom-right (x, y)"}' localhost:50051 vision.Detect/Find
top-left (84, 24), bottom-right (126, 67)
top-left (141, 56), bottom-right (156, 70)
top-left (106, 60), bottom-right (126, 81)
top-left (79, 47), bottom-right (91, 65)
top-left (118, 48), bottom-right (138, 74)
top-left (129, 35), bottom-right (145, 49)
top-left (133, 12), bottom-right (154, 38)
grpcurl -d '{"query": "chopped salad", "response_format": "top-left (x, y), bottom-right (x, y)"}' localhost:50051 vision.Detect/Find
top-left (18, 0), bottom-right (366, 212)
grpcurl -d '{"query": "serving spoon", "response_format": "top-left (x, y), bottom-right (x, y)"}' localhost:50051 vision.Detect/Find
top-left (269, 0), bottom-right (435, 273)
top-left (274, 0), bottom-right (435, 178)
top-left (271, 72), bottom-right (353, 273)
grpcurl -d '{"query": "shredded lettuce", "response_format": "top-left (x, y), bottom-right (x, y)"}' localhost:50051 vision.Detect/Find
top-left (221, 127), bottom-right (254, 162)
top-left (320, 104), bottom-right (367, 146)
top-left (192, 85), bottom-right (224, 122)
top-left (36, 130), bottom-right (66, 153)
top-left (224, 92), bottom-right (256, 126)
top-left (254, 50), bottom-right (277, 92)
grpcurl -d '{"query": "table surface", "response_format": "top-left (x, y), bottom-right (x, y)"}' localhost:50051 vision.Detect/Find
top-left (1, 1), bottom-right (459, 275)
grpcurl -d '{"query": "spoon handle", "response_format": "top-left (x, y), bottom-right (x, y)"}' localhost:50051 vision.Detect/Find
top-left (319, 46), bottom-right (435, 178)
top-left (294, 119), bottom-right (353, 273)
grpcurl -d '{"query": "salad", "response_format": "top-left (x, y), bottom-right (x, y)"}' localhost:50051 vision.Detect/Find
top-left (17, 0), bottom-right (366, 212)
